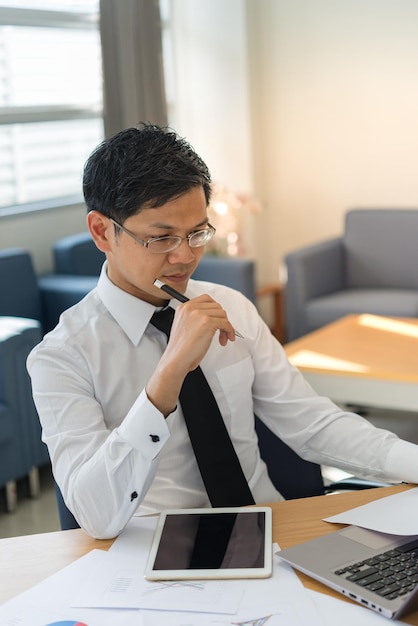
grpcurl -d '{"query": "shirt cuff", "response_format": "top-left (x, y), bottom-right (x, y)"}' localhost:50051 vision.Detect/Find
top-left (384, 439), bottom-right (418, 484)
top-left (117, 389), bottom-right (170, 458)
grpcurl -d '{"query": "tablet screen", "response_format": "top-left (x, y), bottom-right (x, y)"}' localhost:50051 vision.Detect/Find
top-left (144, 506), bottom-right (272, 580)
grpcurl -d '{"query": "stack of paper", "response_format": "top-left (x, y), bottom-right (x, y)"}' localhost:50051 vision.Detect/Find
top-left (0, 510), bottom-right (405, 625)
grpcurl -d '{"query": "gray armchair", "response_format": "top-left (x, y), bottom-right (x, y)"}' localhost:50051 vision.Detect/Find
top-left (284, 209), bottom-right (418, 341)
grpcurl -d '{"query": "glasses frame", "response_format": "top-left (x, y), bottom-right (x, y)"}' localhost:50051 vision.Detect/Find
top-left (109, 217), bottom-right (216, 254)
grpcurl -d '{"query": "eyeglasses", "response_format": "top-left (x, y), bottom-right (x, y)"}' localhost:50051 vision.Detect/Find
top-left (110, 218), bottom-right (216, 254)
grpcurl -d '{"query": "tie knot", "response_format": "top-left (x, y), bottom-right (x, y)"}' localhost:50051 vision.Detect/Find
top-left (150, 306), bottom-right (175, 338)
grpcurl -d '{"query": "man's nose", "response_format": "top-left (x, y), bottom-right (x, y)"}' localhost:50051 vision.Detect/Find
top-left (167, 238), bottom-right (196, 263)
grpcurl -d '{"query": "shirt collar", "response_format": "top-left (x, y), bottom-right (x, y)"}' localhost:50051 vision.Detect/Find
top-left (97, 262), bottom-right (157, 345)
top-left (96, 262), bottom-right (197, 344)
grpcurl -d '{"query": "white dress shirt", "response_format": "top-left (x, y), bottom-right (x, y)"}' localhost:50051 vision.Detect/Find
top-left (27, 263), bottom-right (418, 538)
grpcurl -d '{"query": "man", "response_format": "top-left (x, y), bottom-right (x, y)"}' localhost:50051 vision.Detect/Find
top-left (28, 124), bottom-right (418, 539)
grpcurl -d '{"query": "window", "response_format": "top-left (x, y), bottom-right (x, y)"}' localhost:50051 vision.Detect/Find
top-left (0, 0), bottom-right (103, 214)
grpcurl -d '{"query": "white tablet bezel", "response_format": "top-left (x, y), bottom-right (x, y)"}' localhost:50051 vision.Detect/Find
top-left (144, 506), bottom-right (272, 581)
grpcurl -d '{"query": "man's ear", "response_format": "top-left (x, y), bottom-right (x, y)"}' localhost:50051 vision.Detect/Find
top-left (87, 210), bottom-right (112, 253)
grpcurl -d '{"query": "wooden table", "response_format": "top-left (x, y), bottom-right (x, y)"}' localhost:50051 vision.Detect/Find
top-left (257, 282), bottom-right (285, 343)
top-left (284, 314), bottom-right (418, 412)
top-left (1, 484), bottom-right (418, 623)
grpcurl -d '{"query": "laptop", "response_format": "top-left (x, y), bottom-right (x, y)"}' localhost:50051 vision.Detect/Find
top-left (277, 525), bottom-right (418, 619)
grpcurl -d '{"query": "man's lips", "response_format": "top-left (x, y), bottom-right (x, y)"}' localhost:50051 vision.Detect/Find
top-left (162, 273), bottom-right (189, 283)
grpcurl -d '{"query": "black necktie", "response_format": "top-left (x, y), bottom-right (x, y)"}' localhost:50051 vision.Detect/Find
top-left (150, 307), bottom-right (255, 507)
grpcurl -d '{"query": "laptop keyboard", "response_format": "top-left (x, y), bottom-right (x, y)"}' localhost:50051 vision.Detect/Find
top-left (334, 538), bottom-right (418, 601)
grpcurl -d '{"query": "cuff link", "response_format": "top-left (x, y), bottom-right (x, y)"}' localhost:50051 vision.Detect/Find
top-left (149, 434), bottom-right (160, 442)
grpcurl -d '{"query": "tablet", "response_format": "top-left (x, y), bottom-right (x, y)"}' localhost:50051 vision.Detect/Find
top-left (144, 506), bottom-right (272, 580)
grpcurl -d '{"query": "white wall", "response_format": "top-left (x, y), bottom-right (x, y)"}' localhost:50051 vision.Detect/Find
top-left (0, 202), bottom-right (87, 274)
top-left (3, 0), bottom-right (418, 282)
top-left (170, 0), bottom-right (252, 192)
top-left (247, 0), bottom-right (418, 283)
top-left (169, 0), bottom-right (258, 258)
top-left (167, 0), bottom-right (418, 286)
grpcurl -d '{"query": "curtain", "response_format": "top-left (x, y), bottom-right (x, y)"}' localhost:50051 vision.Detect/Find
top-left (99, 0), bottom-right (167, 136)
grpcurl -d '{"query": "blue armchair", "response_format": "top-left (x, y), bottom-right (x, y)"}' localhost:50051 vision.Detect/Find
top-left (51, 231), bottom-right (286, 340)
top-left (0, 318), bottom-right (40, 510)
top-left (0, 248), bottom-right (52, 509)
top-left (285, 209), bottom-right (418, 341)
top-left (51, 230), bottom-right (257, 303)
top-left (53, 231), bottom-right (104, 277)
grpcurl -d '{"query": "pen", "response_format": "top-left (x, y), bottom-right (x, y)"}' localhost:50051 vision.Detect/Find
top-left (153, 279), bottom-right (244, 338)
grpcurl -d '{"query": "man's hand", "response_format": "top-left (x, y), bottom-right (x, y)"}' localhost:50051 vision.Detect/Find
top-left (168, 295), bottom-right (236, 367)
top-left (146, 295), bottom-right (236, 417)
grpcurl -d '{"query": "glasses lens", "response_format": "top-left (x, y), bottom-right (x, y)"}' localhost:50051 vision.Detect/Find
top-left (146, 226), bottom-right (215, 253)
top-left (148, 237), bottom-right (181, 253)
top-left (189, 227), bottom-right (215, 248)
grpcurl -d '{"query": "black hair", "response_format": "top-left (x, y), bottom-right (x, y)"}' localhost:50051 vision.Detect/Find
top-left (82, 123), bottom-right (212, 222)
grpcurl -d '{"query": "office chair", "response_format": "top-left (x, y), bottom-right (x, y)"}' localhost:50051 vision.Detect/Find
top-left (254, 417), bottom-right (326, 499)
top-left (255, 417), bottom-right (390, 497)
top-left (54, 482), bottom-right (79, 530)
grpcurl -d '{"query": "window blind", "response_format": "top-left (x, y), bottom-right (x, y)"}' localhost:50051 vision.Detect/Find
top-left (0, 1), bottom-right (104, 213)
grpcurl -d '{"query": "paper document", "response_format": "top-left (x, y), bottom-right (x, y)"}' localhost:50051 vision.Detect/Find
top-left (0, 537), bottom-right (325, 626)
top-left (324, 487), bottom-right (418, 535)
top-left (78, 517), bottom-right (325, 625)
top-left (73, 515), bottom-right (244, 613)
top-left (0, 550), bottom-right (141, 626)
top-left (72, 550), bottom-right (246, 613)
top-left (308, 591), bottom-right (395, 625)
top-left (139, 549), bottom-right (325, 626)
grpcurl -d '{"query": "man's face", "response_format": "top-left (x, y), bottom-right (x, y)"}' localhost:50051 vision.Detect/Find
top-left (90, 186), bottom-right (209, 306)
